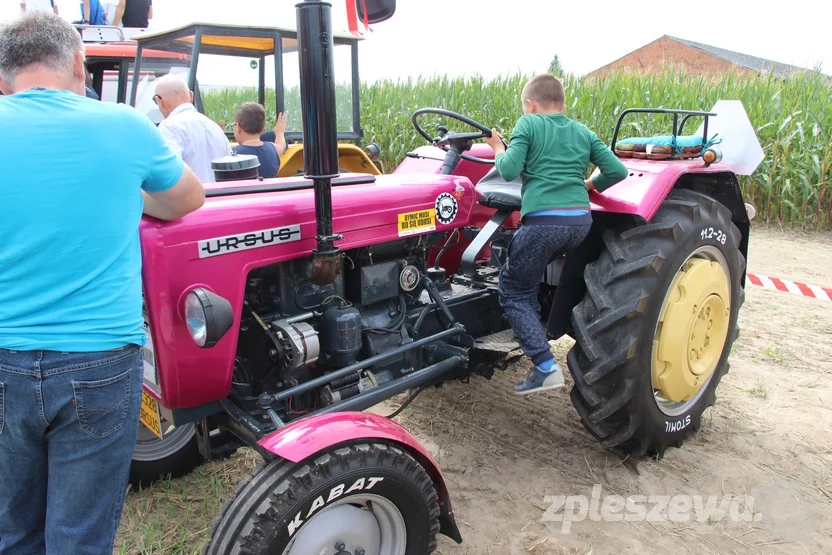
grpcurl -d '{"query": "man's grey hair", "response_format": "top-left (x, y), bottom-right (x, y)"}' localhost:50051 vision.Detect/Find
top-left (0, 12), bottom-right (84, 83)
top-left (154, 73), bottom-right (191, 97)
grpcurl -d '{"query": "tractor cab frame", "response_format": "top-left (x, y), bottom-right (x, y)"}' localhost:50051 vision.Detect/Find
top-left (75, 24), bottom-right (188, 106)
top-left (128, 22), bottom-right (381, 175)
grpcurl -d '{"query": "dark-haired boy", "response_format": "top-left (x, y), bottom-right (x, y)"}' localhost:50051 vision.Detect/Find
top-left (232, 102), bottom-right (287, 179)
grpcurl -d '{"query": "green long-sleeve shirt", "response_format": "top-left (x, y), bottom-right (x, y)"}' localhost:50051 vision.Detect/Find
top-left (494, 113), bottom-right (628, 217)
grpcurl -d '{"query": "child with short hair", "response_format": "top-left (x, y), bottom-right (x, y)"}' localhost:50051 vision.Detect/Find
top-left (484, 74), bottom-right (628, 394)
top-left (232, 102), bottom-right (287, 179)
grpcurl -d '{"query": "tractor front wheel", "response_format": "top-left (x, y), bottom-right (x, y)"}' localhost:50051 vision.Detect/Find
top-left (567, 188), bottom-right (745, 457)
top-left (129, 421), bottom-right (204, 488)
top-left (204, 442), bottom-right (440, 555)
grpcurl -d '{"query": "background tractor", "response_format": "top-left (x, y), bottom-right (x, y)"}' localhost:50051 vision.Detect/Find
top-left (111, 0), bottom-right (763, 552)
top-left (76, 19), bottom-right (384, 175)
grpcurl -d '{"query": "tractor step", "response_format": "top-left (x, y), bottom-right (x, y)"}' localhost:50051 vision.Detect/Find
top-left (471, 329), bottom-right (520, 355)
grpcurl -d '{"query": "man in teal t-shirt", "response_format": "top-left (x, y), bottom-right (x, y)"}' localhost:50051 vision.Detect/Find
top-left (0, 13), bottom-right (204, 554)
top-left (485, 74), bottom-right (628, 395)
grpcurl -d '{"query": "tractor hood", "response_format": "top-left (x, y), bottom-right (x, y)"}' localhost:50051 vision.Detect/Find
top-left (138, 172), bottom-right (475, 409)
top-left (150, 173), bottom-right (475, 255)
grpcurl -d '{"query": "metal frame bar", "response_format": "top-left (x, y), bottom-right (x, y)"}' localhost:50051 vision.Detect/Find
top-left (351, 42), bottom-right (362, 144)
top-left (127, 23), bottom-right (363, 142)
top-left (186, 27), bottom-right (203, 95)
top-left (678, 113), bottom-right (707, 136)
top-left (274, 31), bottom-right (284, 116)
top-left (129, 43), bottom-right (143, 106)
top-left (460, 209), bottom-right (514, 277)
top-left (91, 69), bottom-right (104, 99)
top-left (284, 130), bottom-right (362, 141)
top-left (311, 355), bottom-right (466, 416)
top-left (610, 108), bottom-right (717, 152)
top-left (133, 23), bottom-right (359, 57)
top-left (116, 62), bottom-right (129, 104)
top-left (274, 324), bottom-right (465, 403)
top-left (258, 54), bottom-right (266, 107)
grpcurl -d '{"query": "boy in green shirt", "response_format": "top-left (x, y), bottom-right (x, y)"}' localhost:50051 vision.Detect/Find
top-left (484, 74), bottom-right (627, 394)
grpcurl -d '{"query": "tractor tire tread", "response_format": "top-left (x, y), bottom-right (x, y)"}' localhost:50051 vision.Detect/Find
top-left (566, 188), bottom-right (746, 457)
top-left (203, 442), bottom-right (440, 555)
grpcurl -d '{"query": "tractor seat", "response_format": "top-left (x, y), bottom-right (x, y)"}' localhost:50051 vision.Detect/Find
top-left (475, 167), bottom-right (522, 211)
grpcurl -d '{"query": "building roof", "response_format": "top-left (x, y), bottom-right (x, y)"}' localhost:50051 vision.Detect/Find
top-left (665, 35), bottom-right (822, 79)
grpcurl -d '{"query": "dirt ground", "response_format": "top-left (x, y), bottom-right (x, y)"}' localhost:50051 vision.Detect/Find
top-left (115, 225), bottom-right (832, 555)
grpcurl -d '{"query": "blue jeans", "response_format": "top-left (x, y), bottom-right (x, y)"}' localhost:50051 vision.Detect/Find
top-left (0, 345), bottom-right (143, 555)
top-left (499, 221), bottom-right (592, 366)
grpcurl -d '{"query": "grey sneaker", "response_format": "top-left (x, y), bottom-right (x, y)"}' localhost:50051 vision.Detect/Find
top-left (514, 364), bottom-right (565, 394)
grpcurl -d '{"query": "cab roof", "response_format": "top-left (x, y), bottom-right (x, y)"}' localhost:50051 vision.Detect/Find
top-left (133, 22), bottom-right (363, 58)
top-left (84, 42), bottom-right (188, 60)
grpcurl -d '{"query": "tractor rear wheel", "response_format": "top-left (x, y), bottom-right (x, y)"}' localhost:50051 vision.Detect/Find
top-left (203, 442), bottom-right (440, 555)
top-left (567, 188), bottom-right (745, 457)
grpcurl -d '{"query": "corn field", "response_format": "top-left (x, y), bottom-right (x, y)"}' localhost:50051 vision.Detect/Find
top-left (202, 68), bottom-right (832, 229)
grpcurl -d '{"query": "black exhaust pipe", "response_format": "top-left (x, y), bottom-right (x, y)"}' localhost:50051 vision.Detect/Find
top-left (296, 0), bottom-right (342, 286)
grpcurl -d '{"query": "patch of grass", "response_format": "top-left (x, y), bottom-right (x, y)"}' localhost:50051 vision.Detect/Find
top-left (115, 450), bottom-right (260, 555)
top-left (744, 378), bottom-right (769, 400)
top-left (764, 346), bottom-right (787, 367)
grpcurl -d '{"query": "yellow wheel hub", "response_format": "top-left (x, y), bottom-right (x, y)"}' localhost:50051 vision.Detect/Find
top-left (652, 257), bottom-right (731, 403)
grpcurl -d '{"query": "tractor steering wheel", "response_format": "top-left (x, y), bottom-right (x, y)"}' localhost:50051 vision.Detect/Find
top-left (411, 107), bottom-right (507, 164)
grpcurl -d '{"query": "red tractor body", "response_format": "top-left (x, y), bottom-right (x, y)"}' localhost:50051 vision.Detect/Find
top-left (140, 172), bottom-right (477, 410)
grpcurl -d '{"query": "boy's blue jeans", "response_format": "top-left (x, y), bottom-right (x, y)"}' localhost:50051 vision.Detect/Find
top-left (498, 220), bottom-right (592, 367)
top-left (0, 345), bottom-right (143, 555)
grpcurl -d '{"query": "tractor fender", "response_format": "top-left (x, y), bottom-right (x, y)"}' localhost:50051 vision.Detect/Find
top-left (257, 411), bottom-right (463, 544)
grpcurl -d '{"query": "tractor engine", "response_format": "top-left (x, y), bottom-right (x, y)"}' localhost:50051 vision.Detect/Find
top-left (233, 230), bottom-right (455, 420)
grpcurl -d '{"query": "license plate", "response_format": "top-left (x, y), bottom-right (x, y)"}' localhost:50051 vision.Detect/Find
top-left (140, 389), bottom-right (164, 440)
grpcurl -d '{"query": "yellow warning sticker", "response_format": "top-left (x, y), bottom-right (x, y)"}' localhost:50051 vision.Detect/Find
top-left (397, 209), bottom-right (436, 237)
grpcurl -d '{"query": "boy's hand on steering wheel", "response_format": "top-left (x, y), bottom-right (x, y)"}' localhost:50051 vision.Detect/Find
top-left (485, 128), bottom-right (505, 153)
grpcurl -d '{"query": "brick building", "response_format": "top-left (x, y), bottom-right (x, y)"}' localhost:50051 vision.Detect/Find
top-left (586, 35), bottom-right (817, 80)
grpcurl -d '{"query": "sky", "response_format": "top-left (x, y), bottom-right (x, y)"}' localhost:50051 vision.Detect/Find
top-left (3, 0), bottom-right (830, 85)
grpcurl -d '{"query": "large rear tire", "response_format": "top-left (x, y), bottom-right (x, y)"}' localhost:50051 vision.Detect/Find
top-left (204, 442), bottom-right (440, 555)
top-left (129, 421), bottom-right (204, 488)
top-left (567, 188), bottom-right (746, 457)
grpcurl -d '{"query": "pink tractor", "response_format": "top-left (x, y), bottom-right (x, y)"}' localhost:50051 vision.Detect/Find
top-left (132, 1), bottom-right (762, 552)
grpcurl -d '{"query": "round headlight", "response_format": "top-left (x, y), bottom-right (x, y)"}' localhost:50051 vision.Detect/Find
top-left (185, 291), bottom-right (208, 346)
top-left (182, 287), bottom-right (235, 348)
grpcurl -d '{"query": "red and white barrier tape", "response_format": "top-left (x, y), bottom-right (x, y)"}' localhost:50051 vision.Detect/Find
top-left (746, 273), bottom-right (832, 302)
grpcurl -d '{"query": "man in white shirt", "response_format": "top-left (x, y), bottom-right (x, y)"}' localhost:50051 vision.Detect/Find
top-left (153, 74), bottom-right (232, 183)
top-left (20, 0), bottom-right (58, 14)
